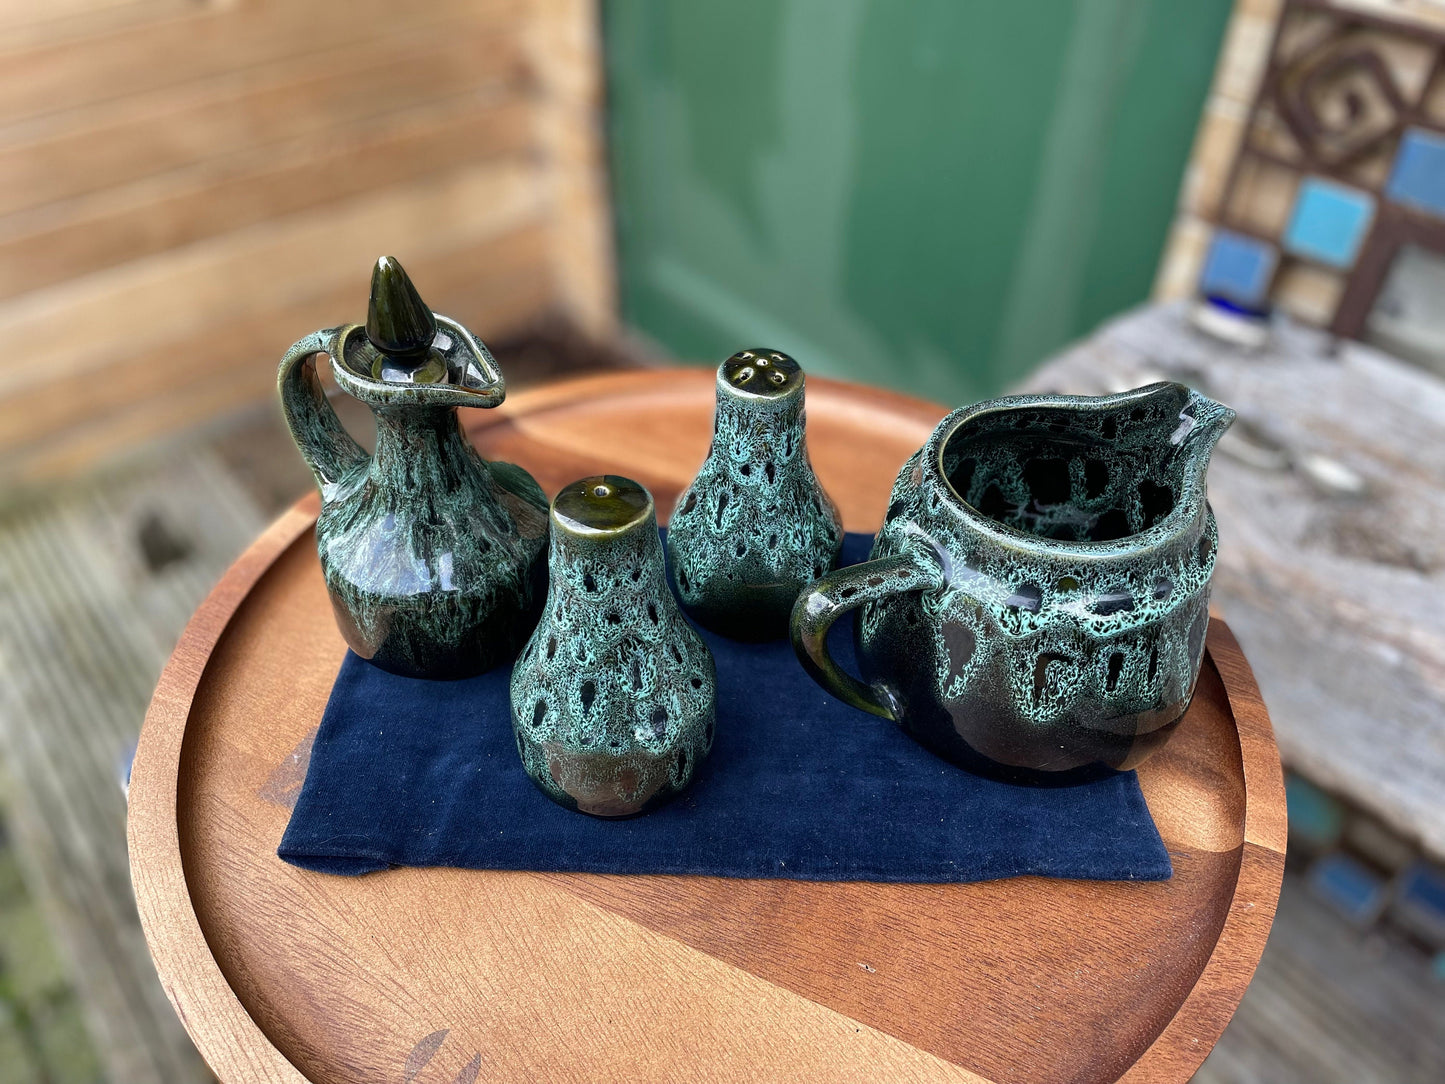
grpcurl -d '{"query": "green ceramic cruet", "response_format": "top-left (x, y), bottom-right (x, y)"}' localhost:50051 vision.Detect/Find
top-left (277, 257), bottom-right (548, 679)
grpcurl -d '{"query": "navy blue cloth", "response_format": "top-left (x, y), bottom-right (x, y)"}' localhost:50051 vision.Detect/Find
top-left (279, 533), bottom-right (1171, 882)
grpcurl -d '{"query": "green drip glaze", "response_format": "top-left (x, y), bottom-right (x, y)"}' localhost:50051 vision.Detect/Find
top-left (512, 476), bottom-right (717, 817)
top-left (277, 259), bottom-right (547, 679)
top-left (666, 349), bottom-right (842, 640)
top-left (792, 382), bottom-right (1235, 778)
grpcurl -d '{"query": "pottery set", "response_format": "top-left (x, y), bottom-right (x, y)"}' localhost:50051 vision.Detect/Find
top-left (279, 258), bottom-right (1236, 812)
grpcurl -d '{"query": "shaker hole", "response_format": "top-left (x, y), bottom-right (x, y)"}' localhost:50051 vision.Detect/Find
top-left (1106, 653), bottom-right (1124, 692)
top-left (580, 681), bottom-right (596, 713)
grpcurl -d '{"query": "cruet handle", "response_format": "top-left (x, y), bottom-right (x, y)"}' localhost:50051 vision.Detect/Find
top-left (790, 551), bottom-right (943, 720)
top-left (277, 330), bottom-right (370, 498)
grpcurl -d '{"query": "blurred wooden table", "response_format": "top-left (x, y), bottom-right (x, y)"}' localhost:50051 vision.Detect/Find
top-left (128, 370), bottom-right (1284, 1083)
top-left (1020, 302), bottom-right (1445, 859)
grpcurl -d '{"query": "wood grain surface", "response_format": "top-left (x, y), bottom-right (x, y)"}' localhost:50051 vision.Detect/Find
top-left (0, 0), bottom-right (615, 487)
top-left (128, 370), bottom-right (1285, 1084)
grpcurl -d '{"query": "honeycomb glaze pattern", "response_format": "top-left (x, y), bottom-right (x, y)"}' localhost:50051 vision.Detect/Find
top-left (280, 315), bottom-right (547, 680)
top-left (854, 383), bottom-right (1235, 776)
top-left (666, 349), bottom-right (842, 640)
top-left (511, 476), bottom-right (717, 817)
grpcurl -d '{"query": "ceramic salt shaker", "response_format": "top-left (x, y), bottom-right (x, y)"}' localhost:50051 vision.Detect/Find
top-left (666, 349), bottom-right (842, 640)
top-left (511, 476), bottom-right (716, 817)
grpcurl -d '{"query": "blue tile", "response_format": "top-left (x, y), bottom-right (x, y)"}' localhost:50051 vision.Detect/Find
top-left (1308, 852), bottom-right (1387, 926)
top-left (1285, 772), bottom-right (1344, 850)
top-left (1283, 177), bottom-right (1375, 268)
top-left (1386, 128), bottom-right (1445, 219)
top-left (1392, 861), bottom-right (1445, 947)
top-left (1199, 230), bottom-right (1277, 305)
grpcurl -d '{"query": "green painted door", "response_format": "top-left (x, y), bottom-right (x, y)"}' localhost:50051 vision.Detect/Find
top-left (604, 0), bottom-right (1230, 406)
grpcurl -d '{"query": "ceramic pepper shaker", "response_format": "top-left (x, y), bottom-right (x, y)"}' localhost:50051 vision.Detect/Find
top-left (277, 257), bottom-right (548, 679)
top-left (511, 476), bottom-right (716, 817)
top-left (666, 349), bottom-right (842, 640)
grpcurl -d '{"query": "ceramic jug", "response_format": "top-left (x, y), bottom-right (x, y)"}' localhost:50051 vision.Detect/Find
top-left (791, 382), bottom-right (1235, 778)
top-left (278, 257), bottom-right (548, 679)
top-left (511, 476), bottom-right (716, 816)
top-left (666, 349), bottom-right (842, 639)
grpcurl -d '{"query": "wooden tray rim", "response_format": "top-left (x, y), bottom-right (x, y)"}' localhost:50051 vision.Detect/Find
top-left (127, 371), bottom-right (1286, 1084)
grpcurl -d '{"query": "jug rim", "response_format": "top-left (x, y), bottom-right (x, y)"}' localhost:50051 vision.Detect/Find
top-left (926, 382), bottom-right (1233, 560)
top-left (325, 316), bottom-right (506, 408)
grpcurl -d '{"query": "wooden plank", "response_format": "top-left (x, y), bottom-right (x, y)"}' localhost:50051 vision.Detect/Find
top-left (0, 95), bottom-right (534, 300)
top-left (525, 0), bottom-right (618, 337)
top-left (0, 22), bottom-right (528, 217)
top-left (1193, 873), bottom-right (1445, 1084)
top-left (0, 0), bottom-right (521, 126)
top-left (0, 159), bottom-right (542, 398)
top-left (0, 448), bottom-right (268, 1083)
top-left (1, 223), bottom-right (552, 484)
top-left (0, 0), bottom-right (187, 49)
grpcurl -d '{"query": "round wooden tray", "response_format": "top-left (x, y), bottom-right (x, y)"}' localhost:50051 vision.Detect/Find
top-left (128, 370), bottom-right (1285, 1084)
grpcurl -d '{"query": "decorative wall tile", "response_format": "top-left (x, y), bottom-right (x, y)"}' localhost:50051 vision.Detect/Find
top-left (1283, 177), bottom-right (1375, 267)
top-left (1385, 127), bottom-right (1445, 218)
top-left (1230, 154), bottom-right (1302, 236)
top-left (1307, 852), bottom-right (1389, 926)
top-left (1200, 229), bottom-right (1278, 303)
top-left (1273, 262), bottom-right (1346, 324)
top-left (1286, 772), bottom-right (1345, 850)
top-left (1390, 861), bottom-right (1445, 948)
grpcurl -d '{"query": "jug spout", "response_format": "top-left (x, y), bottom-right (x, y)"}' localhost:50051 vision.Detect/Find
top-left (1171, 386), bottom-right (1236, 452)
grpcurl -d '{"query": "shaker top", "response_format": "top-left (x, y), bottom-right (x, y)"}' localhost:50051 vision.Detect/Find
top-left (720, 348), bottom-right (803, 400)
top-left (552, 475), bottom-right (655, 539)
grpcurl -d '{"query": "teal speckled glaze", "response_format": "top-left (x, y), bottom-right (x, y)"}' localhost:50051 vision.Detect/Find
top-left (792, 383), bottom-right (1235, 778)
top-left (666, 349), bottom-right (842, 640)
top-left (278, 257), bottom-right (548, 679)
top-left (511, 476), bottom-right (717, 817)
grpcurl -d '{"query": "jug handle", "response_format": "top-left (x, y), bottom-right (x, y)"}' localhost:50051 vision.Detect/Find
top-left (790, 552), bottom-right (943, 720)
top-left (277, 330), bottom-right (369, 497)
